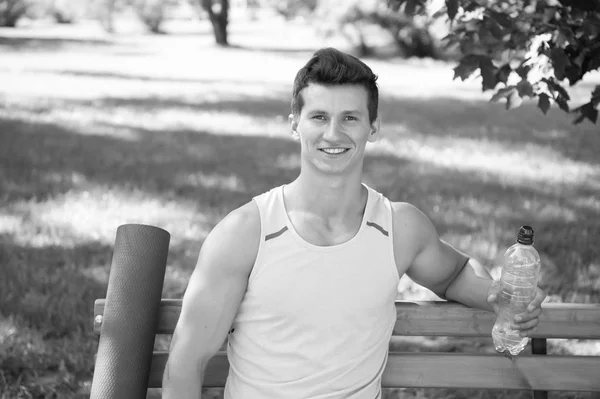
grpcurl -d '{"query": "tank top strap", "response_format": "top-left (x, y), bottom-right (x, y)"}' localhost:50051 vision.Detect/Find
top-left (362, 184), bottom-right (394, 240)
top-left (252, 185), bottom-right (289, 242)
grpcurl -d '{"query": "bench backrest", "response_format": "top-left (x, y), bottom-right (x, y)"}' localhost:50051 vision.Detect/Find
top-left (93, 299), bottom-right (600, 392)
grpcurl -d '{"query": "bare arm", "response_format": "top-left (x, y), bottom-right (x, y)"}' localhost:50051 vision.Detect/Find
top-left (392, 202), bottom-right (494, 311)
top-left (162, 201), bottom-right (260, 398)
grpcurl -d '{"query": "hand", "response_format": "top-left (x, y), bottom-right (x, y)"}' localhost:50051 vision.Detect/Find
top-left (487, 281), bottom-right (547, 337)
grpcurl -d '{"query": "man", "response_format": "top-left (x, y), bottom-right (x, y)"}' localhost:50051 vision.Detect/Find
top-left (162, 47), bottom-right (546, 399)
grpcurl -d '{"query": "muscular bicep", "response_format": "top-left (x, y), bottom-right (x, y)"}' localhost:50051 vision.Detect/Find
top-left (168, 202), bottom-right (260, 369)
top-left (394, 203), bottom-right (468, 299)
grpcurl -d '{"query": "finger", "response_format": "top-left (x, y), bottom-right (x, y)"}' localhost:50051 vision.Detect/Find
top-left (488, 280), bottom-right (502, 296)
top-left (518, 326), bottom-right (538, 337)
top-left (512, 318), bottom-right (539, 331)
top-left (527, 288), bottom-right (547, 312)
top-left (515, 307), bottom-right (542, 322)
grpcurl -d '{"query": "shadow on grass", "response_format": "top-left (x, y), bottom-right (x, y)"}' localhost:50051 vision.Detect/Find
top-left (227, 43), bottom-right (316, 55)
top-left (35, 69), bottom-right (291, 86)
top-left (0, 36), bottom-right (113, 51)
top-left (53, 91), bottom-right (600, 166)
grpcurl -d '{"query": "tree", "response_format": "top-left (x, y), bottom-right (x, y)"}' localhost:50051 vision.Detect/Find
top-left (192, 0), bottom-right (229, 46)
top-left (132, 0), bottom-right (178, 33)
top-left (389, 0), bottom-right (600, 124)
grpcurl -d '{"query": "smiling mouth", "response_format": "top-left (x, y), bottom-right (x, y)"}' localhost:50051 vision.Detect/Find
top-left (319, 148), bottom-right (350, 155)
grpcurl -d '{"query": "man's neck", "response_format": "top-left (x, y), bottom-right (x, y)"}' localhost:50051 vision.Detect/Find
top-left (285, 172), bottom-right (366, 222)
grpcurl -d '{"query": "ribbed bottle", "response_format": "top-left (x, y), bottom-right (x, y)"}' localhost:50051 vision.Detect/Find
top-left (492, 225), bottom-right (541, 356)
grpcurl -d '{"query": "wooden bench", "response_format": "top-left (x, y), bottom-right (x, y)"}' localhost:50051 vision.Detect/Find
top-left (89, 224), bottom-right (600, 399)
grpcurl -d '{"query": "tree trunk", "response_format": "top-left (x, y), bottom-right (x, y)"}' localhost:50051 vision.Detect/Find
top-left (200, 0), bottom-right (230, 46)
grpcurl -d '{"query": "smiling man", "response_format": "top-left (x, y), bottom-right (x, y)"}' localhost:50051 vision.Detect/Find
top-left (162, 48), bottom-right (546, 399)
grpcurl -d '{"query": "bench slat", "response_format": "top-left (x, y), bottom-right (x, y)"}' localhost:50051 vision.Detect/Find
top-left (94, 299), bottom-right (600, 339)
top-left (147, 351), bottom-right (600, 391)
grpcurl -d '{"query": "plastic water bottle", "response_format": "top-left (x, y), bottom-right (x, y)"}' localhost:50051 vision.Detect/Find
top-left (492, 225), bottom-right (541, 356)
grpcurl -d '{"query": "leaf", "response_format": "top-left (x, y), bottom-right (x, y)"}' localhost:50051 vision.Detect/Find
top-left (583, 17), bottom-right (600, 38)
top-left (558, 0), bottom-right (600, 12)
top-left (565, 64), bottom-right (583, 85)
top-left (485, 16), bottom-right (505, 40)
top-left (515, 64), bottom-right (531, 79)
top-left (490, 86), bottom-right (517, 102)
top-left (446, 0), bottom-right (459, 21)
top-left (507, 89), bottom-right (523, 110)
top-left (490, 86), bottom-right (523, 109)
top-left (592, 85), bottom-right (600, 105)
top-left (496, 64), bottom-right (512, 84)
top-left (573, 102), bottom-right (599, 124)
top-left (554, 27), bottom-right (575, 47)
top-left (538, 93), bottom-right (551, 114)
top-left (480, 57), bottom-right (499, 91)
top-left (517, 80), bottom-right (535, 98)
top-left (549, 48), bottom-right (570, 80)
top-left (453, 55), bottom-right (482, 81)
top-left (582, 46), bottom-right (600, 74)
top-left (404, 0), bottom-right (426, 16)
top-left (464, 0), bottom-right (481, 12)
top-left (542, 8), bottom-right (556, 24)
top-left (542, 77), bottom-right (571, 100)
top-left (555, 95), bottom-right (570, 112)
top-left (404, 0), bottom-right (417, 15)
top-left (488, 10), bottom-right (514, 29)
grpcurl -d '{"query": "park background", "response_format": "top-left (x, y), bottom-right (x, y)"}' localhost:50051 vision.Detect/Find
top-left (1, 0), bottom-right (599, 398)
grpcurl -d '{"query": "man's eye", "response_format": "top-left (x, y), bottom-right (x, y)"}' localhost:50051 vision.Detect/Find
top-left (345, 116), bottom-right (357, 121)
top-left (312, 115), bottom-right (325, 120)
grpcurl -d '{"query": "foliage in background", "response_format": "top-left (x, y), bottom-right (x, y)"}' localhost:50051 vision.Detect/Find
top-left (0, 0), bottom-right (30, 27)
top-left (274, 0), bottom-right (318, 20)
top-left (389, 0), bottom-right (600, 124)
top-left (316, 0), bottom-right (445, 58)
top-left (131, 0), bottom-right (179, 33)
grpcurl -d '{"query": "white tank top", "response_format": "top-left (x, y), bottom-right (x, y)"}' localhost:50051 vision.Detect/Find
top-left (224, 184), bottom-right (400, 399)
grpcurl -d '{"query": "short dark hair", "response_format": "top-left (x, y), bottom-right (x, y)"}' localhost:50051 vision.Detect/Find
top-left (291, 47), bottom-right (379, 123)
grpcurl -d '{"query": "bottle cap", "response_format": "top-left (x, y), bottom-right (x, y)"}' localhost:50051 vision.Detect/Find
top-left (516, 225), bottom-right (534, 245)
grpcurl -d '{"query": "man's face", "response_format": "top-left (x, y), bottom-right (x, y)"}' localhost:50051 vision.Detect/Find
top-left (291, 83), bottom-right (379, 175)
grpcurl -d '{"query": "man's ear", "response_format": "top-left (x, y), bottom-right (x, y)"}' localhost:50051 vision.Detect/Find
top-left (367, 116), bottom-right (381, 143)
top-left (289, 114), bottom-right (300, 140)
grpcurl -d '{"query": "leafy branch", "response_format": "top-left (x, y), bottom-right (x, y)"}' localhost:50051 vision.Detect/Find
top-left (389, 0), bottom-right (600, 124)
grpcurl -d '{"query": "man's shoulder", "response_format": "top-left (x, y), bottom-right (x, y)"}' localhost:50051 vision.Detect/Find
top-left (199, 200), bottom-right (261, 274)
top-left (389, 200), bottom-right (438, 250)
top-left (215, 200), bottom-right (261, 238)
top-left (390, 201), bottom-right (428, 226)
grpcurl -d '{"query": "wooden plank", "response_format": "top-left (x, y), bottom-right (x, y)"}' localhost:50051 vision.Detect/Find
top-left (147, 351), bottom-right (600, 391)
top-left (94, 299), bottom-right (600, 339)
top-left (394, 301), bottom-right (600, 339)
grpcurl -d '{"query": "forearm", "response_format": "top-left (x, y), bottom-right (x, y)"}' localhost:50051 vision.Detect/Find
top-left (444, 258), bottom-right (494, 312)
top-left (162, 351), bottom-right (208, 399)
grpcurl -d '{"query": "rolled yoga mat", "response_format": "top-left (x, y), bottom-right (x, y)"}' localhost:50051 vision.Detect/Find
top-left (90, 224), bottom-right (171, 399)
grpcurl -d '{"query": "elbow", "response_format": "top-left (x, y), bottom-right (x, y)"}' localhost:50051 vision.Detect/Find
top-left (442, 257), bottom-right (470, 301)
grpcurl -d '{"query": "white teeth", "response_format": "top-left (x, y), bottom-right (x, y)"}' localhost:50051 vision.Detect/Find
top-left (322, 148), bottom-right (347, 154)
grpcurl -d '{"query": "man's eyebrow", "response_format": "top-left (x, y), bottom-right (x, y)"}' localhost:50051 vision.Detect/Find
top-left (306, 109), bottom-right (363, 114)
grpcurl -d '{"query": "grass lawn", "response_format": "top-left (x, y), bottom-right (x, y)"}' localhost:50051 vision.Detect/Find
top-left (1, 13), bottom-right (599, 399)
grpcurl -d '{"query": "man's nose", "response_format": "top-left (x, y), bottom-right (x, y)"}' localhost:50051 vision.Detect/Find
top-left (323, 119), bottom-right (343, 141)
